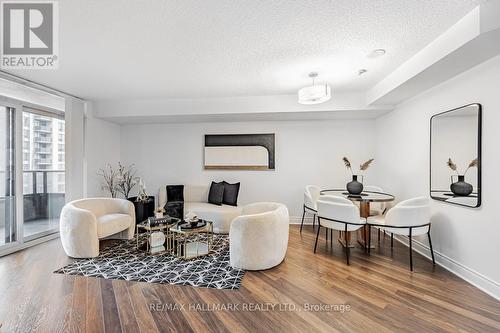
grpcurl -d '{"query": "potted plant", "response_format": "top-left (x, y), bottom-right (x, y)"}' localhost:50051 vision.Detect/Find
top-left (446, 158), bottom-right (477, 196)
top-left (342, 157), bottom-right (374, 195)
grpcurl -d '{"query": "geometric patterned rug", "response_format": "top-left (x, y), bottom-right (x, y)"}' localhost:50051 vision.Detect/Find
top-left (54, 234), bottom-right (245, 290)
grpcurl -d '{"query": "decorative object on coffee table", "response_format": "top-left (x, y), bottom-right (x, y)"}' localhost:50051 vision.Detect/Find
top-left (154, 207), bottom-right (165, 218)
top-left (342, 157), bottom-right (374, 195)
top-left (185, 211), bottom-right (199, 227)
top-left (170, 220), bottom-right (214, 260)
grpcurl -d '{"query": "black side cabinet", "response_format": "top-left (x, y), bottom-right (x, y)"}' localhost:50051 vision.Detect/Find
top-left (128, 196), bottom-right (155, 225)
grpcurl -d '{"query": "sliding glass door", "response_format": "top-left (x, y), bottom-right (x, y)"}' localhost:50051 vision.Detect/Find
top-left (0, 102), bottom-right (65, 253)
top-left (0, 105), bottom-right (16, 246)
top-left (22, 108), bottom-right (65, 241)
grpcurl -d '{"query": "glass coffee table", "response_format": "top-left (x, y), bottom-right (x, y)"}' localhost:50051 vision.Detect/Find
top-left (170, 220), bottom-right (214, 260)
top-left (136, 217), bottom-right (180, 255)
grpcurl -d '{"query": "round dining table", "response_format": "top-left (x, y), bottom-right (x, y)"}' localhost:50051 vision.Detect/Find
top-left (320, 189), bottom-right (395, 249)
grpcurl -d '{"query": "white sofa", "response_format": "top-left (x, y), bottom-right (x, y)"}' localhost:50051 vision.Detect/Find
top-left (60, 198), bottom-right (135, 258)
top-left (159, 185), bottom-right (242, 234)
top-left (229, 202), bottom-right (289, 270)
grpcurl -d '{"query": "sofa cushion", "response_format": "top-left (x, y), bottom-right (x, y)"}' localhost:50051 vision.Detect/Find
top-left (166, 185), bottom-right (184, 202)
top-left (97, 213), bottom-right (132, 238)
top-left (208, 181), bottom-right (225, 205)
top-left (164, 201), bottom-right (184, 219)
top-left (222, 181), bottom-right (240, 206)
top-left (185, 202), bottom-right (242, 233)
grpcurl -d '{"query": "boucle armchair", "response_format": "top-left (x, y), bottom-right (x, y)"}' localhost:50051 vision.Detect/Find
top-left (229, 202), bottom-right (289, 270)
top-left (60, 198), bottom-right (135, 258)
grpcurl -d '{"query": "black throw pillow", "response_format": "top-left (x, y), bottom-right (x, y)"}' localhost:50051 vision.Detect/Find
top-left (222, 181), bottom-right (240, 206)
top-left (166, 185), bottom-right (184, 202)
top-left (208, 181), bottom-right (225, 205)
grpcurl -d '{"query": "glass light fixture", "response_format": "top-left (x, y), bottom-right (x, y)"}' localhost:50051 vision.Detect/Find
top-left (298, 72), bottom-right (331, 105)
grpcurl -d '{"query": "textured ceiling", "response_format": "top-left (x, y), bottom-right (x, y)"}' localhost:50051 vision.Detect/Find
top-left (5, 0), bottom-right (485, 100)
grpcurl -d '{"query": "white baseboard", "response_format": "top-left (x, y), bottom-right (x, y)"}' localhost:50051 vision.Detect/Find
top-left (393, 235), bottom-right (500, 301)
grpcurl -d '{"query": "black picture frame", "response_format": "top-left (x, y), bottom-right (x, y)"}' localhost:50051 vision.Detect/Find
top-left (429, 103), bottom-right (482, 208)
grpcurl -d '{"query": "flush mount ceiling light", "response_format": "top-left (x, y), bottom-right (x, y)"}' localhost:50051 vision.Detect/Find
top-left (298, 72), bottom-right (331, 105)
top-left (368, 49), bottom-right (386, 58)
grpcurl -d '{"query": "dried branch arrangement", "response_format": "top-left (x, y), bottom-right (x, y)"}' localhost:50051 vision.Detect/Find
top-left (98, 163), bottom-right (139, 198)
top-left (342, 157), bottom-right (374, 174)
top-left (97, 164), bottom-right (119, 198)
top-left (446, 158), bottom-right (478, 176)
top-left (116, 162), bottom-right (138, 198)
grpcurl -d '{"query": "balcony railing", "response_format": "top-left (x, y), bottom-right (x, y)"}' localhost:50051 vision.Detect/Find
top-left (23, 170), bottom-right (65, 222)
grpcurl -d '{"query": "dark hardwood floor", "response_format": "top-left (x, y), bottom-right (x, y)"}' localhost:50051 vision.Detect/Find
top-left (1, 225), bottom-right (499, 333)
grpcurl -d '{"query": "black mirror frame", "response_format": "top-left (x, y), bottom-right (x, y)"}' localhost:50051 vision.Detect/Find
top-left (429, 103), bottom-right (482, 208)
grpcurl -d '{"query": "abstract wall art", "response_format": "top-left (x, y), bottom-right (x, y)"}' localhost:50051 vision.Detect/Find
top-left (204, 134), bottom-right (275, 170)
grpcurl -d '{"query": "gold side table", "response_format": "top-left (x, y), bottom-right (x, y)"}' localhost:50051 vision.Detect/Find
top-left (136, 217), bottom-right (180, 255)
top-left (170, 220), bottom-right (214, 259)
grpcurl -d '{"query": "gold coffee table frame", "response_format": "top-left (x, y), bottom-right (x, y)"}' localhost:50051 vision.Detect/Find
top-left (170, 221), bottom-right (214, 260)
top-left (136, 218), bottom-right (180, 255)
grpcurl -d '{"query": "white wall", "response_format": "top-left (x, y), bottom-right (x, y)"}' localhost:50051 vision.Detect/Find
top-left (375, 54), bottom-right (500, 299)
top-left (120, 120), bottom-right (377, 220)
top-left (84, 113), bottom-right (121, 197)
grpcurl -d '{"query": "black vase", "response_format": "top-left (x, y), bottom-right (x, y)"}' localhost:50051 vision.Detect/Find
top-left (450, 175), bottom-right (473, 197)
top-left (347, 175), bottom-right (363, 195)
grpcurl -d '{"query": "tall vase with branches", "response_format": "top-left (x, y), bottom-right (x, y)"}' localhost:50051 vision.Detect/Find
top-left (97, 164), bottom-right (119, 198)
top-left (116, 162), bottom-right (137, 199)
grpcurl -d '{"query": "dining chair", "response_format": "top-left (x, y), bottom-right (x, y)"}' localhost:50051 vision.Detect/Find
top-left (367, 197), bottom-right (435, 271)
top-left (363, 185), bottom-right (389, 241)
top-left (315, 195), bottom-right (366, 264)
top-left (301, 185), bottom-right (321, 233)
top-left (363, 185), bottom-right (388, 215)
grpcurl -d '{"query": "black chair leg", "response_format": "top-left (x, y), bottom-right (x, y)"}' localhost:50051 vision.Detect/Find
top-left (428, 231), bottom-right (436, 266)
top-left (368, 225), bottom-right (371, 254)
top-left (300, 206), bottom-right (306, 233)
top-left (325, 226), bottom-right (328, 244)
top-left (312, 214), bottom-right (316, 231)
top-left (330, 229), bottom-right (333, 245)
top-left (313, 222), bottom-right (321, 253)
top-left (391, 233), bottom-right (394, 248)
top-left (377, 229), bottom-right (380, 242)
top-left (409, 229), bottom-right (413, 271)
top-left (344, 225), bottom-right (350, 265)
